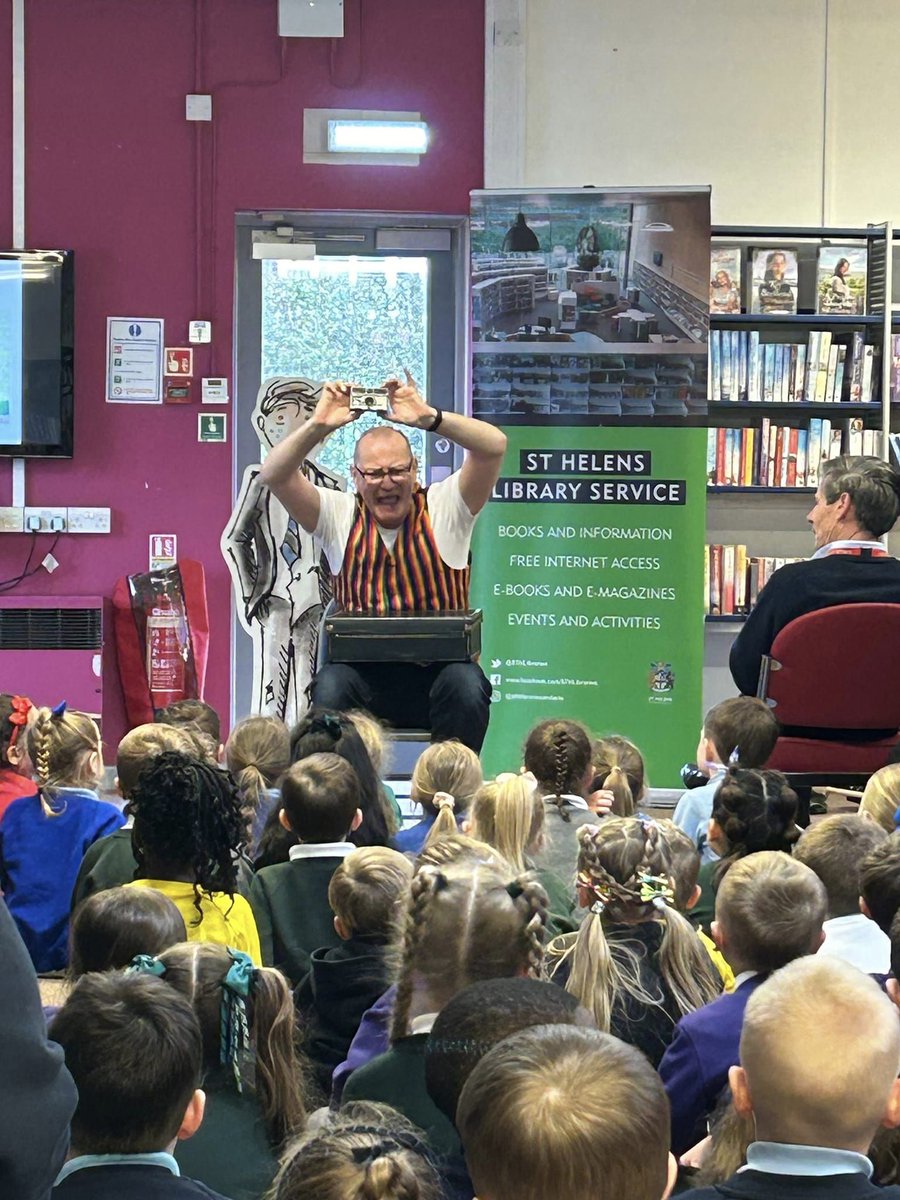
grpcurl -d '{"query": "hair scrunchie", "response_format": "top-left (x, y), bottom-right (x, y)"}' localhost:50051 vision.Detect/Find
top-left (310, 712), bottom-right (342, 741)
top-left (127, 953), bottom-right (166, 978)
top-left (433, 792), bottom-right (455, 813)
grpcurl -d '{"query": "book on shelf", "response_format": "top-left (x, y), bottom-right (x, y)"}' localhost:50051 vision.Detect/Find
top-left (891, 334), bottom-right (900, 402)
top-left (709, 329), bottom-right (877, 405)
top-left (705, 544), bottom-right (805, 615)
top-left (816, 244), bottom-right (867, 316)
top-left (750, 247), bottom-right (798, 315)
top-left (710, 246), bottom-right (742, 314)
top-left (707, 419), bottom-right (883, 488)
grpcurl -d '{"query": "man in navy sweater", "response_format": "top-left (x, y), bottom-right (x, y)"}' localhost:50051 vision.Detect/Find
top-left (730, 455), bottom-right (900, 698)
top-left (689, 956), bottom-right (900, 1200)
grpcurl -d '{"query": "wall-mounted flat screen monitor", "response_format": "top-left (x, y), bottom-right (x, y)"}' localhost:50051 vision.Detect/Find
top-left (0, 249), bottom-right (74, 457)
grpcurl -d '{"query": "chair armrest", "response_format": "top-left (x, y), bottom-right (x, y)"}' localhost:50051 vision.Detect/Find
top-left (756, 654), bottom-right (780, 702)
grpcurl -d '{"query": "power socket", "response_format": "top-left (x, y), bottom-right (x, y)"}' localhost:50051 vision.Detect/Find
top-left (0, 507), bottom-right (24, 533)
top-left (67, 507), bottom-right (112, 534)
top-left (23, 506), bottom-right (67, 533)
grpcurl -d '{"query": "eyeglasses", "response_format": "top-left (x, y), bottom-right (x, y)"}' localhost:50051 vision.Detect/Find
top-left (353, 461), bottom-right (414, 483)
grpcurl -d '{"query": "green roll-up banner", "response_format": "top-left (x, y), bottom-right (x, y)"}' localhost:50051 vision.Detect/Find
top-left (472, 425), bottom-right (707, 784)
top-left (469, 187), bottom-right (710, 785)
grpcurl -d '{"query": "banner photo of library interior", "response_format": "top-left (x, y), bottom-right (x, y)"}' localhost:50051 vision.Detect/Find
top-left (470, 188), bottom-right (710, 422)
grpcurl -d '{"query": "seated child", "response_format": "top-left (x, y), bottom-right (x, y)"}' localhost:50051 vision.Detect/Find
top-left (674, 698), bottom-right (779, 861)
top-left (270, 1103), bottom-right (441, 1200)
top-left (859, 763), bottom-right (900, 833)
top-left (341, 853), bottom-right (549, 1156)
top-left (547, 817), bottom-right (720, 1067)
top-left (225, 715), bottom-right (290, 858)
top-left (689, 957), bottom-right (900, 1200)
top-left (0, 692), bottom-right (37, 818)
top-left (655, 818), bottom-right (734, 992)
top-left (295, 845), bottom-right (413, 1093)
top-left (155, 698), bottom-right (222, 762)
top-left (468, 773), bottom-right (576, 934)
top-left (134, 942), bottom-right (306, 1200)
top-left (859, 833), bottom-right (900, 935)
top-left (690, 767), bottom-right (800, 930)
top-left (659, 852), bottom-right (827, 1156)
top-left (41, 885), bottom-right (186, 1012)
top-left (523, 718), bottom-right (610, 884)
top-left (126, 750), bottom-right (261, 962)
top-left (395, 739), bottom-right (483, 854)
top-left (0, 705), bottom-right (125, 971)
top-left (71, 722), bottom-right (195, 908)
top-left (346, 708), bottom-right (404, 833)
top-left (794, 813), bottom-right (890, 974)
top-left (250, 751), bottom-right (362, 984)
top-left (457, 1024), bottom-right (676, 1200)
top-left (48, 971), bottom-right (228, 1199)
top-left (591, 733), bottom-right (648, 817)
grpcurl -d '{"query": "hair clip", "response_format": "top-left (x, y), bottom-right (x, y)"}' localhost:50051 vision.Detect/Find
top-left (637, 871), bottom-right (675, 907)
top-left (728, 746), bottom-right (740, 766)
top-left (506, 880), bottom-right (525, 900)
top-left (127, 954), bottom-right (166, 978)
top-left (51, 700), bottom-right (67, 718)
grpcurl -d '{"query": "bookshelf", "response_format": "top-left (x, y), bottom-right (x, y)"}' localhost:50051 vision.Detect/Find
top-left (704, 221), bottom-right (894, 713)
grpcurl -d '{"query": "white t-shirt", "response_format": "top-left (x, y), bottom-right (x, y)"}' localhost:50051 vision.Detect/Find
top-left (313, 471), bottom-right (478, 576)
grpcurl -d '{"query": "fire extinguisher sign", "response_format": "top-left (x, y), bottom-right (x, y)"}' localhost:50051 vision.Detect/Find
top-left (149, 534), bottom-right (177, 571)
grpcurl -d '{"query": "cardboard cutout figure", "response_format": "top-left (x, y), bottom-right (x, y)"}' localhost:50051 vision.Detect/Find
top-left (222, 377), bottom-right (344, 727)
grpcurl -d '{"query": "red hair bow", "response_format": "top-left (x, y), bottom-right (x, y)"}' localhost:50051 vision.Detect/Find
top-left (8, 695), bottom-right (32, 745)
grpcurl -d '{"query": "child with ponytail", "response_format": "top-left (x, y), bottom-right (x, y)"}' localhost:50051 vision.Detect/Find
top-left (0, 692), bottom-right (37, 818)
top-left (523, 718), bottom-right (612, 885)
top-left (342, 853), bottom-right (549, 1156)
top-left (131, 941), bottom-right (307, 1200)
top-left (690, 767), bottom-right (801, 930)
top-left (125, 748), bottom-right (261, 962)
top-left (548, 817), bottom-right (720, 1067)
top-left (395, 740), bottom-right (483, 854)
top-left (225, 714), bottom-right (291, 857)
top-left (591, 734), bottom-right (647, 818)
top-left (0, 704), bottom-right (125, 971)
top-left (468, 773), bottom-right (576, 934)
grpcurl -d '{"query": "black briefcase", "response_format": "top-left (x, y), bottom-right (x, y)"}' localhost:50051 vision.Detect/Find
top-left (324, 609), bottom-right (483, 664)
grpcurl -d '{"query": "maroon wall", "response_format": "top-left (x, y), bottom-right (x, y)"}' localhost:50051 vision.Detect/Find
top-left (0, 0), bottom-right (485, 749)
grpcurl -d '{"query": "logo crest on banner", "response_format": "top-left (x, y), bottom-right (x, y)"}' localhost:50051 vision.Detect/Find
top-left (648, 661), bottom-right (675, 697)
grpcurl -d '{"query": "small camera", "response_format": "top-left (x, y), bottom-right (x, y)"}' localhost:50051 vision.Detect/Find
top-left (349, 385), bottom-right (390, 413)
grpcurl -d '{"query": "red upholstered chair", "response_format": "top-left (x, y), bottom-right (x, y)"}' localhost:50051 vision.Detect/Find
top-left (757, 603), bottom-right (900, 786)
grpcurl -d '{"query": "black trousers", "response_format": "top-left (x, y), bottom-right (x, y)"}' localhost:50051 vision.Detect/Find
top-left (311, 660), bottom-right (492, 752)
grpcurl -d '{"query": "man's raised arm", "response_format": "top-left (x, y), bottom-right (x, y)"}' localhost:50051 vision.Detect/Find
top-left (257, 382), bottom-right (357, 533)
top-left (385, 372), bottom-right (507, 514)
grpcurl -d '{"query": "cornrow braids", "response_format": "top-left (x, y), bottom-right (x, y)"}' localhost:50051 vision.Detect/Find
top-left (130, 750), bottom-right (244, 924)
top-left (390, 859), bottom-right (549, 1043)
top-left (26, 706), bottom-right (102, 817)
top-left (553, 819), bottom-right (718, 1031)
top-left (711, 767), bottom-right (800, 887)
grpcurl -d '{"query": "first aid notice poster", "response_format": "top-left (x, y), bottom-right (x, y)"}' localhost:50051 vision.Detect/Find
top-left (106, 318), bottom-right (164, 403)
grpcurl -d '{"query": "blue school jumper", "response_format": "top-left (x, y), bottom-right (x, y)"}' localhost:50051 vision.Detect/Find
top-left (0, 787), bottom-right (125, 971)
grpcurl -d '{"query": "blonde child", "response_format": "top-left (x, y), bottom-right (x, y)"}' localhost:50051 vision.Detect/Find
top-left (468, 773), bottom-right (576, 934)
top-left (225, 714), bottom-right (291, 856)
top-left (0, 704), bottom-right (124, 971)
top-left (126, 749), bottom-right (261, 962)
top-left (132, 941), bottom-right (307, 1200)
top-left (0, 692), bottom-right (37, 818)
top-left (859, 763), bottom-right (900, 833)
top-left (547, 818), bottom-right (720, 1068)
top-left (395, 739), bottom-right (483, 854)
top-left (341, 853), bottom-right (548, 1156)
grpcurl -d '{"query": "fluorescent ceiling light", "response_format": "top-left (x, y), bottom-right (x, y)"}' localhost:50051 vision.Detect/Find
top-left (327, 119), bottom-right (429, 155)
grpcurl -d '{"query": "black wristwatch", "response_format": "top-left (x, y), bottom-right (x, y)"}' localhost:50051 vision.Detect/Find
top-left (425, 408), bottom-right (443, 432)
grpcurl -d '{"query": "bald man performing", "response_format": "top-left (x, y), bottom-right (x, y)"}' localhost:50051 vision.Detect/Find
top-left (258, 373), bottom-right (507, 751)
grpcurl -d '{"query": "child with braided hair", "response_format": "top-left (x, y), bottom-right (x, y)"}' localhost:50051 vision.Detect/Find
top-left (131, 941), bottom-right (307, 1200)
top-left (689, 768), bottom-right (801, 931)
top-left (0, 704), bottom-right (124, 971)
top-left (395, 740), bottom-right (483, 854)
top-left (523, 717), bottom-right (612, 886)
top-left (547, 817), bottom-right (720, 1067)
top-left (341, 853), bottom-right (549, 1157)
top-left (125, 749), bottom-right (261, 962)
top-left (272, 1103), bottom-right (441, 1200)
top-left (0, 692), bottom-right (37, 818)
